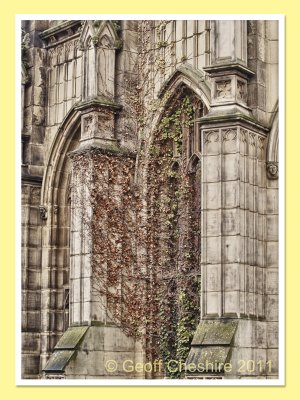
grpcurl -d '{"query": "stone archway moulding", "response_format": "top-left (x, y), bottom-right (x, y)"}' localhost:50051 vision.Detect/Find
top-left (266, 102), bottom-right (279, 180)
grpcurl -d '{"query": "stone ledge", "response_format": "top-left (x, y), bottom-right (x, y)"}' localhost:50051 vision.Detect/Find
top-left (43, 326), bottom-right (88, 374)
top-left (203, 63), bottom-right (255, 79)
top-left (185, 320), bottom-right (238, 377)
top-left (197, 112), bottom-right (269, 135)
top-left (68, 144), bottom-right (136, 159)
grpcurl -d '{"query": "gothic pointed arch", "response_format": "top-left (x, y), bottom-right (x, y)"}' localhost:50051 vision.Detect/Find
top-left (149, 69), bottom-right (210, 170)
top-left (39, 104), bottom-right (81, 369)
top-left (41, 104), bottom-right (81, 206)
top-left (187, 151), bottom-right (201, 174)
top-left (146, 65), bottom-right (211, 158)
top-left (158, 64), bottom-right (211, 109)
top-left (144, 71), bottom-right (210, 373)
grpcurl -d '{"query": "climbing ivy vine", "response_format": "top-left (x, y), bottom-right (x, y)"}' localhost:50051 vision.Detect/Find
top-left (71, 86), bottom-right (202, 378)
top-left (147, 92), bottom-right (202, 377)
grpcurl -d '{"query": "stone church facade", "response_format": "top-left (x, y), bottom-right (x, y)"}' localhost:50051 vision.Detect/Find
top-left (21, 19), bottom-right (279, 380)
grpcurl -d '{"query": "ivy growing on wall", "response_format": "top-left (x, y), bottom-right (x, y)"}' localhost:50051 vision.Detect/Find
top-left (146, 92), bottom-right (202, 377)
top-left (71, 89), bottom-right (202, 378)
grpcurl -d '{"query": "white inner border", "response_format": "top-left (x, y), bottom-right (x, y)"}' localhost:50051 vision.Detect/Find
top-left (15, 13), bottom-right (285, 387)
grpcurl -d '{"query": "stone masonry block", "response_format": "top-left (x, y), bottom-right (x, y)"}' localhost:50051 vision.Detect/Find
top-left (246, 292), bottom-right (255, 316)
top-left (266, 188), bottom-right (279, 214)
top-left (205, 291), bottom-right (221, 316)
top-left (255, 266), bottom-right (264, 294)
top-left (224, 264), bottom-right (239, 291)
top-left (202, 182), bottom-right (221, 210)
top-left (203, 236), bottom-right (221, 264)
top-left (266, 349), bottom-right (278, 375)
top-left (223, 154), bottom-right (239, 180)
top-left (222, 129), bottom-right (238, 154)
top-left (256, 240), bottom-right (265, 269)
top-left (265, 269), bottom-right (278, 294)
top-left (202, 129), bottom-right (221, 155)
top-left (266, 215), bottom-right (278, 241)
top-left (224, 291), bottom-right (239, 315)
top-left (265, 294), bottom-right (278, 321)
top-left (202, 155), bottom-right (221, 182)
top-left (203, 209), bottom-right (221, 236)
top-left (205, 264), bottom-right (222, 292)
top-left (266, 241), bottom-right (278, 268)
top-left (223, 235), bottom-right (239, 263)
top-left (266, 322), bottom-right (278, 348)
top-left (223, 181), bottom-right (239, 208)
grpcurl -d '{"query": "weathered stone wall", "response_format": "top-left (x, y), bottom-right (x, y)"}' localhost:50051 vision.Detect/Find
top-left (247, 21), bottom-right (279, 126)
top-left (42, 21), bottom-right (83, 161)
top-left (22, 185), bottom-right (42, 378)
top-left (21, 19), bottom-right (279, 380)
top-left (22, 20), bottom-right (48, 379)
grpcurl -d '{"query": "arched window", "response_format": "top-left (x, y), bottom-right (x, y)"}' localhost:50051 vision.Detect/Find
top-left (147, 86), bottom-right (208, 374)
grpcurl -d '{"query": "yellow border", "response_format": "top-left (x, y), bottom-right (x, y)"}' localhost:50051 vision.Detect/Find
top-left (1, 1), bottom-right (296, 398)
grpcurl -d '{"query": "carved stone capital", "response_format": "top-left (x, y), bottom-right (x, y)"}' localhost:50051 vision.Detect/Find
top-left (266, 161), bottom-right (279, 180)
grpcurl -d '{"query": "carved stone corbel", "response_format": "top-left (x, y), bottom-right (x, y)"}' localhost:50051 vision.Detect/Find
top-left (39, 206), bottom-right (47, 220)
top-left (266, 161), bottom-right (279, 180)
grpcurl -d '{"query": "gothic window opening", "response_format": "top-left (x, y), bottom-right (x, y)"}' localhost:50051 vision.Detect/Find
top-left (147, 86), bottom-right (207, 376)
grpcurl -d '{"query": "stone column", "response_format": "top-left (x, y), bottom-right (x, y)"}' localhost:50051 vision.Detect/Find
top-left (210, 20), bottom-right (247, 66)
top-left (44, 98), bottom-right (144, 378)
top-left (200, 123), bottom-right (267, 320)
top-left (69, 101), bottom-right (120, 326)
top-left (187, 21), bottom-right (272, 378)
